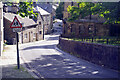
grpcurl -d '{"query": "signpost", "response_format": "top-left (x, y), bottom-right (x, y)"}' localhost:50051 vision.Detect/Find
top-left (10, 16), bottom-right (22, 69)
top-left (13, 28), bottom-right (21, 32)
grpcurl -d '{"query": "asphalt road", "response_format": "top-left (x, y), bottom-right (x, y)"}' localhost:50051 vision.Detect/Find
top-left (20, 21), bottom-right (119, 78)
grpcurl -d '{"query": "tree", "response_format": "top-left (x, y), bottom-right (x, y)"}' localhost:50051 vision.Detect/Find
top-left (67, 2), bottom-right (120, 24)
top-left (17, 2), bottom-right (38, 20)
top-left (55, 2), bottom-right (64, 20)
top-left (101, 2), bottom-right (120, 24)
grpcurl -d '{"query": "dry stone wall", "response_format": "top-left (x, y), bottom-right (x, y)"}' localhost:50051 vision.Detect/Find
top-left (59, 37), bottom-right (120, 71)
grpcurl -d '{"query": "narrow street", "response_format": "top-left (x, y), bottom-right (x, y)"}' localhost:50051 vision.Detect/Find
top-left (19, 20), bottom-right (119, 78)
top-left (1, 2), bottom-right (120, 79)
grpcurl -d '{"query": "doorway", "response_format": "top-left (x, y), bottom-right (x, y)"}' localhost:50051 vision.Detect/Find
top-left (29, 32), bottom-right (31, 42)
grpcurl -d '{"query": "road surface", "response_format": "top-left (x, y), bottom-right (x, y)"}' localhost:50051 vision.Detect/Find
top-left (20, 20), bottom-right (119, 78)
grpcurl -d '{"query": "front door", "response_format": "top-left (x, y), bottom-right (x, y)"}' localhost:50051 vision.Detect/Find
top-left (29, 32), bottom-right (30, 42)
top-left (36, 33), bottom-right (38, 41)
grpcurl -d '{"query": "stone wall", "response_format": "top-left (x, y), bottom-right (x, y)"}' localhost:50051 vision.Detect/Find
top-left (59, 37), bottom-right (120, 71)
top-left (0, 2), bottom-right (3, 56)
top-left (3, 17), bottom-right (16, 44)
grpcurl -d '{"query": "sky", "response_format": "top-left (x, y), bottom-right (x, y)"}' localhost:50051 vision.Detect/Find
top-left (0, 0), bottom-right (120, 2)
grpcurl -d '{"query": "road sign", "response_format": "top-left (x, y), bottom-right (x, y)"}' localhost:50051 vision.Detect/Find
top-left (10, 16), bottom-right (22, 69)
top-left (10, 16), bottom-right (22, 28)
top-left (13, 28), bottom-right (21, 32)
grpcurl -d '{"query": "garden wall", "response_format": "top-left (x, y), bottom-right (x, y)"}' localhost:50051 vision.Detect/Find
top-left (59, 37), bottom-right (120, 71)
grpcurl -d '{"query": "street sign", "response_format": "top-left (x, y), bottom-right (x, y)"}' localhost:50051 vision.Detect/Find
top-left (13, 28), bottom-right (21, 32)
top-left (10, 16), bottom-right (22, 28)
top-left (10, 16), bottom-right (22, 69)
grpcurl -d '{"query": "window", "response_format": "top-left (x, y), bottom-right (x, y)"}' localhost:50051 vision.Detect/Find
top-left (39, 31), bottom-right (42, 34)
top-left (33, 33), bottom-right (36, 38)
top-left (70, 24), bottom-right (73, 32)
top-left (44, 17), bottom-right (46, 22)
top-left (44, 16), bottom-right (49, 24)
top-left (47, 16), bottom-right (50, 24)
top-left (88, 24), bottom-right (94, 35)
top-left (39, 22), bottom-right (41, 25)
top-left (24, 33), bottom-right (27, 39)
top-left (79, 25), bottom-right (85, 34)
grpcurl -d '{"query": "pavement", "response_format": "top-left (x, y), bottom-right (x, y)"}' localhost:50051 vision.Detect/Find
top-left (0, 45), bottom-right (34, 79)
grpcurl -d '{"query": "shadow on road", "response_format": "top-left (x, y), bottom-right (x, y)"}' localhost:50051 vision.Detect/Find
top-left (22, 54), bottom-right (119, 78)
top-left (46, 36), bottom-right (59, 41)
top-left (22, 44), bottom-right (55, 50)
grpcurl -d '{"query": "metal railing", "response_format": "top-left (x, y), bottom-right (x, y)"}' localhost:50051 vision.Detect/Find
top-left (60, 35), bottom-right (120, 46)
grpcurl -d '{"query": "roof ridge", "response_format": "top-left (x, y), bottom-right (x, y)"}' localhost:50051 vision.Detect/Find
top-left (4, 13), bottom-right (37, 27)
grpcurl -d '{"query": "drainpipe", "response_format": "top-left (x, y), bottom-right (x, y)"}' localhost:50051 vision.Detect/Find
top-left (43, 23), bottom-right (44, 40)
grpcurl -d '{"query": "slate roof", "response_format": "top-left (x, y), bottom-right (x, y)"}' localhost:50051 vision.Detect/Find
top-left (35, 6), bottom-right (50, 16)
top-left (3, 13), bottom-right (37, 27)
top-left (36, 3), bottom-right (52, 14)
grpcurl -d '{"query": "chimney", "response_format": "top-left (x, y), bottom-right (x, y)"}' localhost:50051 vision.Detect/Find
top-left (33, 2), bottom-right (36, 7)
top-left (47, 2), bottom-right (49, 4)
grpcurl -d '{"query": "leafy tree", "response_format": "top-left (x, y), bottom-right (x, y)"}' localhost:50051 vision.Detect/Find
top-left (101, 2), bottom-right (120, 24)
top-left (17, 2), bottom-right (38, 20)
top-left (67, 2), bottom-right (120, 24)
top-left (5, 2), bottom-right (13, 6)
top-left (55, 2), bottom-right (64, 20)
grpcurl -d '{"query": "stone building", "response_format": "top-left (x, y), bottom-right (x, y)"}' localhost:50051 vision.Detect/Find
top-left (62, 2), bottom-right (109, 38)
top-left (63, 2), bottom-right (78, 20)
top-left (34, 2), bottom-right (53, 34)
top-left (0, 2), bottom-right (4, 56)
top-left (3, 3), bottom-right (18, 13)
top-left (63, 19), bottom-right (109, 38)
top-left (3, 13), bottom-right (43, 44)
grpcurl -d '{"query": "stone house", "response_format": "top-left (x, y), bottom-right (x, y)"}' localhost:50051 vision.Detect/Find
top-left (3, 3), bottom-right (18, 13)
top-left (63, 19), bottom-right (109, 38)
top-left (0, 2), bottom-right (4, 56)
top-left (34, 10), bottom-right (44, 40)
top-left (3, 13), bottom-right (43, 44)
top-left (52, 3), bottom-right (59, 20)
top-left (34, 2), bottom-right (53, 34)
top-left (62, 2), bottom-right (109, 38)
